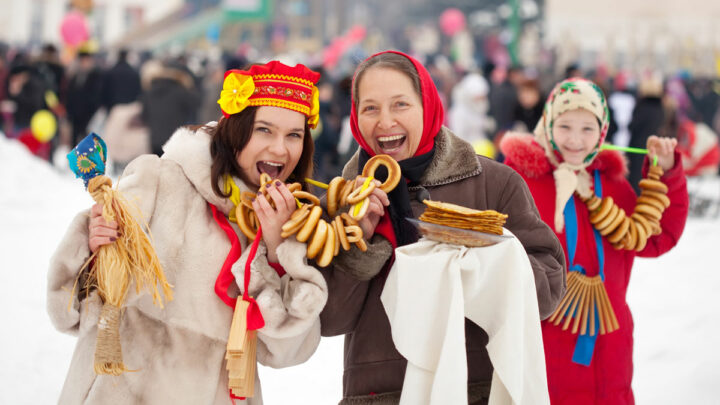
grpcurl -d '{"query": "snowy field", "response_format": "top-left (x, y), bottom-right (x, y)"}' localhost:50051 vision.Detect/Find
top-left (1, 135), bottom-right (718, 404)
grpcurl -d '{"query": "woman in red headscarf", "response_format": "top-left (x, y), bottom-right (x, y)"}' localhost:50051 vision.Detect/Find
top-left (319, 51), bottom-right (566, 404)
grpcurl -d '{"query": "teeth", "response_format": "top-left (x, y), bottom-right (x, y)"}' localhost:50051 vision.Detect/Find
top-left (378, 135), bottom-right (405, 142)
top-left (261, 161), bottom-right (283, 167)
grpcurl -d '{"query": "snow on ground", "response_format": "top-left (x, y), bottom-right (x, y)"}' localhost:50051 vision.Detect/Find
top-left (0, 136), bottom-right (717, 404)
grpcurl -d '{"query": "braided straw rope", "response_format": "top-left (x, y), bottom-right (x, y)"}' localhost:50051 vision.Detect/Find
top-left (85, 175), bottom-right (173, 375)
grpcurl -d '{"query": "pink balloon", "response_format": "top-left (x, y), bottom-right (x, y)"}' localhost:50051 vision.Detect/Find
top-left (439, 8), bottom-right (466, 37)
top-left (60, 12), bottom-right (89, 46)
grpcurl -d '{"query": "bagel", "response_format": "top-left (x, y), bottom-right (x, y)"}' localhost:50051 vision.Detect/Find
top-left (638, 178), bottom-right (668, 194)
top-left (634, 218), bottom-right (649, 252)
top-left (354, 237), bottom-right (368, 252)
top-left (281, 204), bottom-right (311, 237)
top-left (590, 197), bottom-right (614, 225)
top-left (331, 220), bottom-right (340, 256)
top-left (339, 179), bottom-right (355, 207)
top-left (634, 203), bottom-right (662, 221)
top-left (292, 190), bottom-right (321, 206)
top-left (236, 203), bottom-right (257, 241)
top-left (650, 220), bottom-right (662, 236)
top-left (648, 164), bottom-right (664, 180)
top-left (240, 191), bottom-right (256, 209)
top-left (361, 154), bottom-right (402, 193)
top-left (347, 181), bottom-right (376, 205)
top-left (335, 216), bottom-right (350, 251)
top-left (595, 204), bottom-right (620, 231)
top-left (287, 182), bottom-right (302, 193)
top-left (341, 212), bottom-right (359, 226)
top-left (585, 196), bottom-right (602, 212)
top-left (327, 177), bottom-right (345, 216)
top-left (296, 205), bottom-right (323, 243)
top-left (640, 189), bottom-right (670, 208)
top-left (349, 197), bottom-right (370, 220)
top-left (631, 212), bottom-right (653, 236)
top-left (636, 195), bottom-right (665, 212)
top-left (600, 208), bottom-right (626, 236)
top-left (259, 173), bottom-right (273, 187)
top-left (608, 216), bottom-right (630, 243)
top-left (626, 218), bottom-right (638, 250)
top-left (316, 222), bottom-right (335, 267)
top-left (344, 225), bottom-right (364, 243)
top-left (306, 219), bottom-right (328, 260)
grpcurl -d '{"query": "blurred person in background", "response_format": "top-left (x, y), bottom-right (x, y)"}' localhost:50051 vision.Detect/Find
top-left (140, 59), bottom-right (200, 156)
top-left (311, 69), bottom-right (342, 183)
top-left (488, 65), bottom-right (519, 136)
top-left (448, 72), bottom-right (495, 155)
top-left (607, 71), bottom-right (636, 148)
top-left (513, 76), bottom-right (544, 133)
top-left (5, 57), bottom-right (47, 137)
top-left (627, 73), bottom-right (665, 193)
top-left (100, 49), bottom-right (141, 112)
top-left (66, 49), bottom-right (103, 145)
top-left (35, 44), bottom-right (65, 99)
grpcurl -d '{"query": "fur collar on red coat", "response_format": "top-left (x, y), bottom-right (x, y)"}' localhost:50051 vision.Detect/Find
top-left (500, 133), bottom-right (628, 181)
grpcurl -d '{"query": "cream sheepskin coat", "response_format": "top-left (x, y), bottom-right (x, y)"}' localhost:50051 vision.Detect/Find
top-left (47, 125), bottom-right (328, 404)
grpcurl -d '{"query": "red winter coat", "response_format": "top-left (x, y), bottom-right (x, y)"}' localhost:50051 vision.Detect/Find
top-left (501, 135), bottom-right (688, 405)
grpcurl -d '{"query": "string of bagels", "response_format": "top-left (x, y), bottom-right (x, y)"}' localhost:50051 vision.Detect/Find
top-left (236, 154), bottom-right (402, 267)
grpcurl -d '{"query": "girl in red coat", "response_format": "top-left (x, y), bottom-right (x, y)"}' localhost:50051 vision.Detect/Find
top-left (501, 78), bottom-right (688, 404)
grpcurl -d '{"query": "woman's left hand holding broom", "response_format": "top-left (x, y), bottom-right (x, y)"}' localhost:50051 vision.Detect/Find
top-left (89, 203), bottom-right (119, 253)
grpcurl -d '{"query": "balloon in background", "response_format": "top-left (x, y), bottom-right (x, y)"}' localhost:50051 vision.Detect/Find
top-left (31, 110), bottom-right (57, 143)
top-left (439, 8), bottom-right (466, 37)
top-left (472, 139), bottom-right (496, 159)
top-left (60, 11), bottom-right (90, 46)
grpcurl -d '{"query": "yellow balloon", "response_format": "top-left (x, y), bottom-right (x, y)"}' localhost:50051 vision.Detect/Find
top-left (30, 110), bottom-right (57, 143)
top-left (472, 139), bottom-right (496, 159)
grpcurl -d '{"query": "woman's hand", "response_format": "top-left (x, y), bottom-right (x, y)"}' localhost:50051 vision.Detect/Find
top-left (646, 135), bottom-right (678, 172)
top-left (354, 178), bottom-right (390, 240)
top-left (88, 203), bottom-right (119, 253)
top-left (253, 181), bottom-right (297, 263)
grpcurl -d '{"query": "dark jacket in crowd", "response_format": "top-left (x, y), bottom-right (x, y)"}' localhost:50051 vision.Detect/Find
top-left (141, 76), bottom-right (199, 155)
top-left (101, 60), bottom-right (141, 111)
top-left (628, 97), bottom-right (664, 193)
top-left (67, 67), bottom-right (103, 145)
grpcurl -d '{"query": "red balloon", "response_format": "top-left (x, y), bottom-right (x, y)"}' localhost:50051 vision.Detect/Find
top-left (60, 11), bottom-right (90, 46)
top-left (439, 8), bottom-right (466, 37)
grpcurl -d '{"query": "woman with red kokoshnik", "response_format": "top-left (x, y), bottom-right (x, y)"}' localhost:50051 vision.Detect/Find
top-left (47, 61), bottom-right (327, 404)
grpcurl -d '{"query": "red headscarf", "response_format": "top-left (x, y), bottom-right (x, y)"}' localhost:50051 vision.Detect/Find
top-left (349, 50), bottom-right (445, 157)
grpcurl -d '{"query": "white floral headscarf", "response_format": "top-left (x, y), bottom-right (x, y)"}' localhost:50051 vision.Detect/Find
top-left (533, 78), bottom-right (610, 232)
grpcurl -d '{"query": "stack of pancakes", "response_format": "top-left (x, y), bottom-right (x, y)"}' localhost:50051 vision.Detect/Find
top-left (417, 200), bottom-right (508, 246)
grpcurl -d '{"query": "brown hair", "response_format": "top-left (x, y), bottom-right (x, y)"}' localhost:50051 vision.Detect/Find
top-left (204, 106), bottom-right (314, 198)
top-left (352, 52), bottom-right (422, 110)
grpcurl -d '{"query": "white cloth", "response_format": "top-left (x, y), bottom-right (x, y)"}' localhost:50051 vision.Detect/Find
top-left (381, 233), bottom-right (550, 405)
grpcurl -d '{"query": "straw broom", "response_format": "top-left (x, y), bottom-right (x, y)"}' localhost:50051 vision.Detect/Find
top-left (69, 133), bottom-right (173, 375)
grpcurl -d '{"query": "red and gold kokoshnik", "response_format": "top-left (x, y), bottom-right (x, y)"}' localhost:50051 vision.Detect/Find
top-left (217, 61), bottom-right (321, 128)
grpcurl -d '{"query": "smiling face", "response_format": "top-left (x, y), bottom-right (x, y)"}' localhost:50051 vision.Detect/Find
top-left (551, 108), bottom-right (601, 165)
top-left (356, 67), bottom-right (424, 161)
top-left (237, 106), bottom-right (306, 187)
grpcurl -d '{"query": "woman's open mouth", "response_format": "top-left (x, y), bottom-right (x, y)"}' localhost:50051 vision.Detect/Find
top-left (377, 135), bottom-right (406, 153)
top-left (257, 161), bottom-right (284, 178)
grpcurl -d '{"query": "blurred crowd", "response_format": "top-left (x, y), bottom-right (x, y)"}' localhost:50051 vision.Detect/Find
top-left (2, 39), bottom-right (719, 187)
